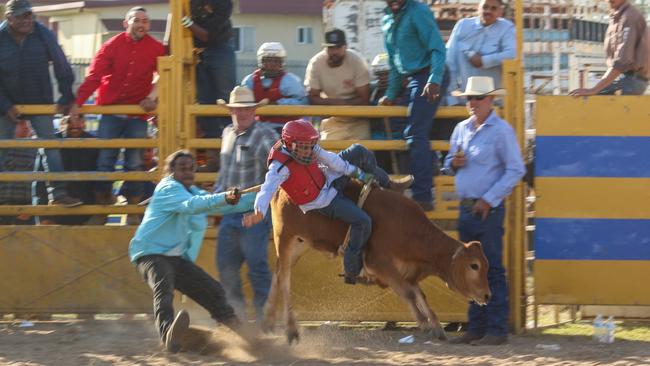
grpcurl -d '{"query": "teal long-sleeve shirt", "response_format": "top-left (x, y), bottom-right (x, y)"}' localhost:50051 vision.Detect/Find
top-left (129, 176), bottom-right (255, 263)
top-left (381, 0), bottom-right (446, 100)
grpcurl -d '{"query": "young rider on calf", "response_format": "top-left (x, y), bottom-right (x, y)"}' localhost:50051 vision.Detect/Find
top-left (243, 119), bottom-right (413, 284)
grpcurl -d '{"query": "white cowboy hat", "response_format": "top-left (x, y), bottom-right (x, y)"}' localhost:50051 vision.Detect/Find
top-left (217, 86), bottom-right (269, 108)
top-left (451, 76), bottom-right (506, 97)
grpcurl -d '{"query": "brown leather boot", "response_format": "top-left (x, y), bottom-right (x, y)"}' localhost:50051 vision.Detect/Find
top-left (388, 175), bottom-right (414, 192)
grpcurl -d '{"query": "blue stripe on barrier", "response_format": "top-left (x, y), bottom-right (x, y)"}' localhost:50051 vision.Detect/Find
top-left (535, 218), bottom-right (650, 260)
top-left (535, 136), bottom-right (650, 177)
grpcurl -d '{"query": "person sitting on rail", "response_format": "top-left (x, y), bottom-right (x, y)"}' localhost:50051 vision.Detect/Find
top-left (242, 119), bottom-right (413, 285)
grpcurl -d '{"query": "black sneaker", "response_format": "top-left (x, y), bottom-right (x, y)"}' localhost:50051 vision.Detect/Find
top-left (165, 310), bottom-right (190, 353)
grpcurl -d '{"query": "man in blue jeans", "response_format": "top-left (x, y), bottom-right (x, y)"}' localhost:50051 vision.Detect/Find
top-left (380, 0), bottom-right (446, 211)
top-left (443, 76), bottom-right (525, 346)
top-left (0, 0), bottom-right (81, 206)
top-left (213, 86), bottom-right (278, 323)
top-left (183, 0), bottom-right (235, 144)
top-left (73, 6), bottom-right (166, 224)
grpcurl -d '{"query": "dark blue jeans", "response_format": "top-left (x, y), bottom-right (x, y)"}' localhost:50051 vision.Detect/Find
top-left (319, 144), bottom-right (382, 277)
top-left (599, 73), bottom-right (648, 95)
top-left (317, 190), bottom-right (371, 277)
top-left (335, 143), bottom-right (391, 189)
top-left (458, 204), bottom-right (508, 337)
top-left (135, 255), bottom-right (236, 341)
top-left (196, 43), bottom-right (236, 138)
top-left (404, 71), bottom-right (441, 203)
top-left (0, 115), bottom-right (69, 199)
top-left (96, 115), bottom-right (148, 196)
top-left (216, 212), bottom-right (272, 322)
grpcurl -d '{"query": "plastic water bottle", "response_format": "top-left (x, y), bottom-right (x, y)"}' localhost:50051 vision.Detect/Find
top-left (604, 316), bottom-right (616, 344)
top-left (592, 314), bottom-right (604, 342)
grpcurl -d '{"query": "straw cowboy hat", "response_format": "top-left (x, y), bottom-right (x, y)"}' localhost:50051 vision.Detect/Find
top-left (451, 76), bottom-right (506, 97)
top-left (217, 86), bottom-right (269, 108)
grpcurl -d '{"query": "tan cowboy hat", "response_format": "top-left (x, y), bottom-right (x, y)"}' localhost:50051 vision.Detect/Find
top-left (451, 76), bottom-right (506, 97)
top-left (217, 86), bottom-right (269, 108)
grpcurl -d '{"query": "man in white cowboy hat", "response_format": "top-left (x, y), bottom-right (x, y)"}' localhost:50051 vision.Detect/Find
top-left (444, 76), bottom-right (525, 346)
top-left (214, 86), bottom-right (279, 323)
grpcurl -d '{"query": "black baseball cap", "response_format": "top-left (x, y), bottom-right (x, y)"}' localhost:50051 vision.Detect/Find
top-left (322, 28), bottom-right (347, 47)
top-left (5, 0), bottom-right (33, 16)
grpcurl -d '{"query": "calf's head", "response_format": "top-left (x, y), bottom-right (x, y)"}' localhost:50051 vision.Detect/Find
top-left (449, 241), bottom-right (491, 305)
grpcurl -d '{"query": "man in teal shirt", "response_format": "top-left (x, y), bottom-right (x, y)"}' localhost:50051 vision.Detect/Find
top-left (380, 0), bottom-right (446, 211)
top-left (129, 150), bottom-right (255, 353)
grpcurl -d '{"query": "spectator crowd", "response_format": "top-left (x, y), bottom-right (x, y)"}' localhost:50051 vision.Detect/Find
top-left (3, 0), bottom-right (647, 351)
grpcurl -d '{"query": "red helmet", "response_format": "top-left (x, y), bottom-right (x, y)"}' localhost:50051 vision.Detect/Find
top-left (281, 120), bottom-right (319, 164)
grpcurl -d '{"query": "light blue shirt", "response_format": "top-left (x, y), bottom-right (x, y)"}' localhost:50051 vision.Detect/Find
top-left (381, 0), bottom-right (446, 100)
top-left (254, 145), bottom-right (358, 216)
top-left (445, 17), bottom-right (516, 105)
top-left (241, 71), bottom-right (307, 106)
top-left (443, 111), bottom-right (525, 207)
top-left (129, 176), bottom-right (255, 263)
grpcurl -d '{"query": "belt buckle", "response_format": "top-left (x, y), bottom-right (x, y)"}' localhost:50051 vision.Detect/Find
top-left (461, 198), bottom-right (477, 210)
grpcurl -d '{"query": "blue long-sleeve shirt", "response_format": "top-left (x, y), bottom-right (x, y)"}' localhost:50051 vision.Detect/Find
top-left (241, 71), bottom-right (307, 106)
top-left (129, 176), bottom-right (255, 263)
top-left (445, 17), bottom-right (516, 104)
top-left (381, 0), bottom-right (446, 100)
top-left (0, 21), bottom-right (74, 114)
top-left (443, 111), bottom-right (525, 207)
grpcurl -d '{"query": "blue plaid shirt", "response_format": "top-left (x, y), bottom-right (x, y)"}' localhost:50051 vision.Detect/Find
top-left (0, 21), bottom-right (74, 114)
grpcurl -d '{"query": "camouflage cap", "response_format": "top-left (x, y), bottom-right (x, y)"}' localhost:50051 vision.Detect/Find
top-left (5, 0), bottom-right (33, 16)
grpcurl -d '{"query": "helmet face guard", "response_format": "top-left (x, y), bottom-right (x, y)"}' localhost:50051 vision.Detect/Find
top-left (286, 139), bottom-right (318, 165)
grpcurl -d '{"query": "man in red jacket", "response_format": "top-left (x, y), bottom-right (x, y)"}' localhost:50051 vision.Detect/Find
top-left (72, 6), bottom-right (166, 225)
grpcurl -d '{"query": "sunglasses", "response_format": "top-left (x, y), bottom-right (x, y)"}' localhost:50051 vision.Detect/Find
top-left (467, 95), bottom-right (488, 101)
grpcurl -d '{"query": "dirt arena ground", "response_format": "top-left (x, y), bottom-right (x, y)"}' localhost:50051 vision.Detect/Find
top-left (2, 319), bottom-right (649, 366)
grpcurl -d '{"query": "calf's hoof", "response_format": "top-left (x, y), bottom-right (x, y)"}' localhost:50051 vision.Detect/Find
top-left (432, 326), bottom-right (448, 341)
top-left (286, 329), bottom-right (300, 345)
top-left (261, 318), bottom-right (275, 334)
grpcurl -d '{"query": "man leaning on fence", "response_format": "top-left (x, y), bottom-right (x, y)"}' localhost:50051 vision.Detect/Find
top-left (570, 0), bottom-right (649, 96)
top-left (445, 0), bottom-right (515, 106)
top-left (72, 6), bottom-right (166, 225)
top-left (305, 29), bottom-right (372, 140)
top-left (0, 0), bottom-right (81, 207)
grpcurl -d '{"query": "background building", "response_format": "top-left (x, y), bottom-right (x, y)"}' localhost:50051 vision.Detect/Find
top-left (27, 0), bottom-right (322, 85)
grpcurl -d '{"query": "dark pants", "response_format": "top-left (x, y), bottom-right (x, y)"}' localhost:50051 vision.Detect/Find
top-left (458, 204), bottom-right (508, 337)
top-left (318, 144), bottom-right (388, 276)
top-left (336, 143), bottom-right (391, 189)
top-left (196, 43), bottom-right (236, 138)
top-left (404, 71), bottom-right (442, 204)
top-left (135, 255), bottom-right (236, 341)
top-left (317, 191), bottom-right (371, 276)
top-left (598, 73), bottom-right (648, 96)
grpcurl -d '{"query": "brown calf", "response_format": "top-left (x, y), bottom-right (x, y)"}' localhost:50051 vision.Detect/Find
top-left (264, 181), bottom-right (491, 344)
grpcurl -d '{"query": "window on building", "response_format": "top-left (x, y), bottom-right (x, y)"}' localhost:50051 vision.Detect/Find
top-left (233, 26), bottom-right (256, 53)
top-left (297, 26), bottom-right (313, 44)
